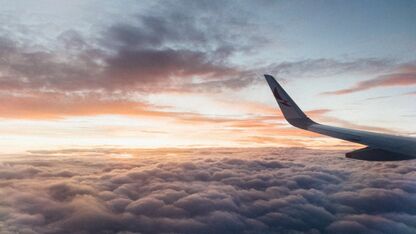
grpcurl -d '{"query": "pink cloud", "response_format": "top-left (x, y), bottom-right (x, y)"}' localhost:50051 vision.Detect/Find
top-left (322, 65), bottom-right (416, 95)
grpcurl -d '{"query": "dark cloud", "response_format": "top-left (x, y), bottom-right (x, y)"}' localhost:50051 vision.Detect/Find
top-left (0, 36), bottom-right (102, 91)
top-left (1, 148), bottom-right (415, 233)
top-left (105, 48), bottom-right (236, 86)
top-left (101, 7), bottom-right (248, 90)
top-left (105, 15), bottom-right (206, 49)
top-left (48, 182), bottom-right (96, 202)
top-left (0, 1), bottom-right (254, 95)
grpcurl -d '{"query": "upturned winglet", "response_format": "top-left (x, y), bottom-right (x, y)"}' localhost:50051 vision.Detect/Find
top-left (264, 74), bottom-right (315, 129)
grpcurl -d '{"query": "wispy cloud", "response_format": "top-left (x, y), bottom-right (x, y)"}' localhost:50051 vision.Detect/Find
top-left (265, 58), bottom-right (395, 79)
top-left (404, 90), bottom-right (416, 96)
top-left (322, 64), bottom-right (416, 95)
top-left (0, 91), bottom-right (175, 119)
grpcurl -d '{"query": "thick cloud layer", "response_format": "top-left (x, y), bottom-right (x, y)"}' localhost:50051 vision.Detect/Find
top-left (0, 148), bottom-right (415, 233)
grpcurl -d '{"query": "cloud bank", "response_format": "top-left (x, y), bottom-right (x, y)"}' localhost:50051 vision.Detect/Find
top-left (1, 148), bottom-right (415, 233)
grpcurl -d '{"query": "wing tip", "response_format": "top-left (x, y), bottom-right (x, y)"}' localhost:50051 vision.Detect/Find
top-left (264, 74), bottom-right (274, 81)
top-left (263, 73), bottom-right (315, 129)
top-left (264, 74), bottom-right (278, 88)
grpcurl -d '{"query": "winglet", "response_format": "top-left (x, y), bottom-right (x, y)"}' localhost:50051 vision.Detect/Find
top-left (264, 74), bottom-right (316, 129)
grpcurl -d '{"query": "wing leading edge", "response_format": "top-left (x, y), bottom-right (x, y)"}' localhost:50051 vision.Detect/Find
top-left (264, 74), bottom-right (416, 161)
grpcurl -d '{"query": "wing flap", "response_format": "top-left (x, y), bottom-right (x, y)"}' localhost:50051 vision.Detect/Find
top-left (346, 147), bottom-right (414, 161)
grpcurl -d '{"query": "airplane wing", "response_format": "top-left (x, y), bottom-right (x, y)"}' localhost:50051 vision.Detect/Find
top-left (264, 74), bottom-right (416, 161)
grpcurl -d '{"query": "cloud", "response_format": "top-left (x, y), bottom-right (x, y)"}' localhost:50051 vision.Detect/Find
top-left (327, 215), bottom-right (416, 234)
top-left (48, 182), bottom-right (96, 202)
top-left (265, 58), bottom-right (395, 79)
top-left (104, 48), bottom-right (236, 87)
top-left (0, 36), bottom-right (102, 92)
top-left (0, 91), bottom-right (160, 119)
top-left (322, 64), bottom-right (416, 95)
top-left (0, 2), bottom-right (401, 97)
top-left (1, 148), bottom-right (415, 233)
top-left (0, 6), bottom-right (409, 122)
top-left (0, 2), bottom-right (258, 94)
top-left (404, 91), bottom-right (416, 96)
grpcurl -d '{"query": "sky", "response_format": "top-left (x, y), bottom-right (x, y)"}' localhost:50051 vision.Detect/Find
top-left (0, 0), bottom-right (415, 152)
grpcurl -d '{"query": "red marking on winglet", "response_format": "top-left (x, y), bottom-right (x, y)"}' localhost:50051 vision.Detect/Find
top-left (273, 87), bottom-right (291, 107)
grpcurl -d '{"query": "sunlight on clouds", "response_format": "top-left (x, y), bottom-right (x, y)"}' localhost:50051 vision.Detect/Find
top-left (0, 113), bottom-right (360, 153)
top-left (1, 147), bottom-right (415, 233)
top-left (108, 153), bottom-right (133, 159)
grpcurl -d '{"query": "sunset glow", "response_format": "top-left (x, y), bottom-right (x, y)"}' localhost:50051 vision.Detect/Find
top-left (0, 1), bottom-right (415, 152)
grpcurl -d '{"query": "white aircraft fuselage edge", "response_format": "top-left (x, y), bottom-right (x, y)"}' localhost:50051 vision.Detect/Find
top-left (264, 74), bottom-right (416, 161)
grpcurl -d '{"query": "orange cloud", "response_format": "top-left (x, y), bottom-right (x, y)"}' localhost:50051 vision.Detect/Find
top-left (0, 92), bottom-right (174, 119)
top-left (0, 91), bottom-right (329, 140)
top-left (0, 88), bottom-right (374, 150)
